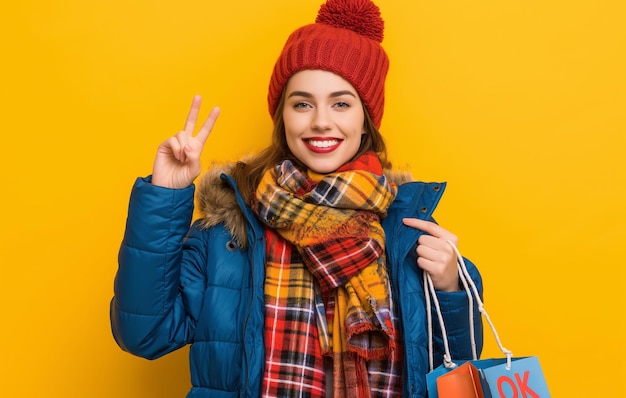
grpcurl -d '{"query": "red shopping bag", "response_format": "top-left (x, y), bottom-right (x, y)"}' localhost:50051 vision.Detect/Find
top-left (436, 361), bottom-right (484, 398)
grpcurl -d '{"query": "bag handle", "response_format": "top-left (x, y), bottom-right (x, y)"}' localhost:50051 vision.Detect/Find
top-left (425, 240), bottom-right (513, 371)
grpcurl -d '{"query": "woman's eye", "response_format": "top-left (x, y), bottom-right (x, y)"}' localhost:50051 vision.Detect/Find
top-left (294, 102), bottom-right (311, 109)
top-left (334, 102), bottom-right (349, 108)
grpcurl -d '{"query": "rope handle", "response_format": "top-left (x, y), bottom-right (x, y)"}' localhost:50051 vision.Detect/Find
top-left (426, 240), bottom-right (513, 371)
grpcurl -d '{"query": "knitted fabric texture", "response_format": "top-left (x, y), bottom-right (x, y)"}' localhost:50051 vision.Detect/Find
top-left (268, 0), bottom-right (389, 128)
top-left (255, 152), bottom-right (403, 397)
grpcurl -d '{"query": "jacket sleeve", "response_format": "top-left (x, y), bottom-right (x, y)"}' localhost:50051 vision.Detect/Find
top-left (110, 177), bottom-right (208, 360)
top-left (431, 257), bottom-right (484, 363)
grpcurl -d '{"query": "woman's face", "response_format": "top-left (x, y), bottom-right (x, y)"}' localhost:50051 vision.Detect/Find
top-left (282, 69), bottom-right (365, 174)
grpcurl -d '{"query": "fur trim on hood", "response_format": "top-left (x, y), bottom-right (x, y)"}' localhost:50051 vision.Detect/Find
top-left (196, 162), bottom-right (250, 248)
top-left (195, 161), bottom-right (413, 249)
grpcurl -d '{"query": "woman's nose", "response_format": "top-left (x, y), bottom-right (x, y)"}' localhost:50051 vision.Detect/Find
top-left (311, 107), bottom-right (332, 131)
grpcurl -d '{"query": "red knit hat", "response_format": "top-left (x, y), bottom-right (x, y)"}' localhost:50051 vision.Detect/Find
top-left (268, 0), bottom-right (389, 128)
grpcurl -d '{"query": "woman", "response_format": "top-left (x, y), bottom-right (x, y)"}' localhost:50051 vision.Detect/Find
top-left (110, 0), bottom-right (483, 397)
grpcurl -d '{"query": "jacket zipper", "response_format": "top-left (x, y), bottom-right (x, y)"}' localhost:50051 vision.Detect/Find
top-left (241, 217), bottom-right (259, 397)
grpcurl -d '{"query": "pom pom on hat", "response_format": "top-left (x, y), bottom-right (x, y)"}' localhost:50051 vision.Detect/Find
top-left (316, 0), bottom-right (384, 43)
top-left (268, 0), bottom-right (389, 128)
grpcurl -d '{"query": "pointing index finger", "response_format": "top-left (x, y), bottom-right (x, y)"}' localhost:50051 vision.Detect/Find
top-left (402, 218), bottom-right (449, 239)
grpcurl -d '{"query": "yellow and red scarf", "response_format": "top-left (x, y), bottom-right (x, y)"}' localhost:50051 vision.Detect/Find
top-left (254, 152), bottom-right (403, 397)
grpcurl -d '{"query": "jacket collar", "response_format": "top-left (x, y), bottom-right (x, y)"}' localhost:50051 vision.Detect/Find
top-left (195, 162), bottom-right (254, 248)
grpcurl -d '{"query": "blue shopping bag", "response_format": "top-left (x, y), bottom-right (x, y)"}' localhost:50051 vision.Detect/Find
top-left (424, 242), bottom-right (551, 398)
top-left (480, 356), bottom-right (549, 398)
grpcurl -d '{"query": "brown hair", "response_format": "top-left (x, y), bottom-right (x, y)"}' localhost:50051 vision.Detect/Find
top-left (232, 91), bottom-right (390, 205)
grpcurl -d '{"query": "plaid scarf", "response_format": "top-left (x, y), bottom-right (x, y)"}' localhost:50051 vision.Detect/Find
top-left (254, 152), bottom-right (403, 397)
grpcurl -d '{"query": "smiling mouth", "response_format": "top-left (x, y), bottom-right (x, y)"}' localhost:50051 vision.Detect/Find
top-left (306, 138), bottom-right (340, 148)
top-left (303, 138), bottom-right (342, 153)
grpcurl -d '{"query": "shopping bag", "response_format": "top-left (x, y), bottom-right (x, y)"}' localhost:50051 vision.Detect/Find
top-left (479, 356), bottom-right (549, 398)
top-left (436, 361), bottom-right (484, 398)
top-left (424, 242), bottom-right (551, 398)
top-left (428, 356), bottom-right (550, 398)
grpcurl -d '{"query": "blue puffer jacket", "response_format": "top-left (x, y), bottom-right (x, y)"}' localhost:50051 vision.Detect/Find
top-left (110, 167), bottom-right (483, 398)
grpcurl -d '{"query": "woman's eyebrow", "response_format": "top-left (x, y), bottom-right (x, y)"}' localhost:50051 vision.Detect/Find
top-left (287, 91), bottom-right (312, 98)
top-left (287, 90), bottom-right (357, 98)
top-left (329, 90), bottom-right (357, 98)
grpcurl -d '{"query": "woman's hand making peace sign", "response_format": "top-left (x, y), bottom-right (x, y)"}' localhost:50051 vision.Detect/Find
top-left (152, 95), bottom-right (220, 189)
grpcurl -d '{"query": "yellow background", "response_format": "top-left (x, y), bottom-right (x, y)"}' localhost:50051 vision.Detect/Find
top-left (1, 0), bottom-right (624, 396)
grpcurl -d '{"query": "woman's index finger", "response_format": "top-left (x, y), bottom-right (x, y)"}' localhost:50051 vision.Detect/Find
top-left (402, 218), bottom-right (444, 237)
top-left (403, 218), bottom-right (458, 244)
top-left (183, 95), bottom-right (203, 134)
